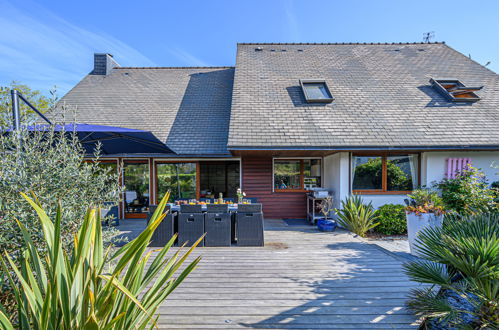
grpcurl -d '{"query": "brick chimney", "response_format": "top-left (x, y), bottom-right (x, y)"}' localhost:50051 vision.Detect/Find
top-left (91, 53), bottom-right (120, 75)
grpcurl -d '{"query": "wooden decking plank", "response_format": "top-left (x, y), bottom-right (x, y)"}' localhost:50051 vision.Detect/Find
top-left (141, 226), bottom-right (420, 328)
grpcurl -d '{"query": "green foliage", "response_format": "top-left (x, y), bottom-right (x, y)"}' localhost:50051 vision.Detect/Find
top-left (0, 82), bottom-right (57, 129)
top-left (352, 157), bottom-right (413, 191)
top-left (404, 213), bottom-right (499, 328)
top-left (374, 204), bottom-right (407, 235)
top-left (0, 125), bottom-right (122, 314)
top-left (405, 188), bottom-right (445, 216)
top-left (0, 191), bottom-right (202, 329)
top-left (492, 181), bottom-right (499, 204)
top-left (0, 126), bottom-right (121, 260)
top-left (436, 166), bottom-right (497, 216)
top-left (335, 195), bottom-right (379, 237)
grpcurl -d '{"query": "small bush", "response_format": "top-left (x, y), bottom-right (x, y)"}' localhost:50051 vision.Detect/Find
top-left (435, 166), bottom-right (496, 215)
top-left (405, 188), bottom-right (445, 216)
top-left (335, 195), bottom-right (379, 237)
top-left (375, 204), bottom-right (407, 235)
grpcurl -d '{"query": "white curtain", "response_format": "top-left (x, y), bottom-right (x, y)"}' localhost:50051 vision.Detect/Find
top-left (408, 155), bottom-right (418, 189)
top-left (351, 156), bottom-right (359, 186)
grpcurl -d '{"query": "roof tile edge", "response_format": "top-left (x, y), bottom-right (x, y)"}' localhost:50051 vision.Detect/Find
top-left (237, 42), bottom-right (445, 45)
top-left (116, 66), bottom-right (235, 69)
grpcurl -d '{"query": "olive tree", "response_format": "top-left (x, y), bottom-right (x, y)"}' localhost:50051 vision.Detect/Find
top-left (0, 126), bottom-right (121, 258)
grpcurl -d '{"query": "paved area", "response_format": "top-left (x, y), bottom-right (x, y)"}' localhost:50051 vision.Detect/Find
top-left (117, 219), bottom-right (422, 329)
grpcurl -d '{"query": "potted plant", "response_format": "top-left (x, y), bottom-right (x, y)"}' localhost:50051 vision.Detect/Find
top-left (317, 196), bottom-right (337, 232)
top-left (405, 189), bottom-right (445, 255)
top-left (236, 188), bottom-right (246, 204)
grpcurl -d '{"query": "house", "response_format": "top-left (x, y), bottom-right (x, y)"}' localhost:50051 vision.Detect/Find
top-left (54, 43), bottom-right (499, 219)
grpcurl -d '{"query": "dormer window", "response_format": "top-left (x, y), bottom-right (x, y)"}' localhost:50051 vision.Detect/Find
top-left (300, 79), bottom-right (334, 103)
top-left (430, 78), bottom-right (482, 102)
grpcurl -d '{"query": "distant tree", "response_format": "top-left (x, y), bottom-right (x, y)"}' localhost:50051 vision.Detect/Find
top-left (0, 81), bottom-right (57, 129)
top-left (353, 158), bottom-right (412, 190)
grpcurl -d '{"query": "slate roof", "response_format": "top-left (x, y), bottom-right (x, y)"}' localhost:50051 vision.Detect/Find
top-left (228, 43), bottom-right (499, 149)
top-left (55, 67), bottom-right (234, 155)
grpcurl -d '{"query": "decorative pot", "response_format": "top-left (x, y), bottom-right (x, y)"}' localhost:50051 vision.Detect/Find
top-left (406, 213), bottom-right (443, 256)
top-left (317, 219), bottom-right (337, 232)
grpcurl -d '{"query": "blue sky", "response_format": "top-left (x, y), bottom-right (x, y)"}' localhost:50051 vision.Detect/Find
top-left (1, 0), bottom-right (498, 96)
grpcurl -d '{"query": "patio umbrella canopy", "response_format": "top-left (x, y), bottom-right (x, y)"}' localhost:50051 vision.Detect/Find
top-left (22, 123), bottom-right (174, 155)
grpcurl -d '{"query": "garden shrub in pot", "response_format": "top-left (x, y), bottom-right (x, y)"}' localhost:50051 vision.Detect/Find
top-left (375, 204), bottom-right (406, 235)
top-left (404, 213), bottom-right (499, 328)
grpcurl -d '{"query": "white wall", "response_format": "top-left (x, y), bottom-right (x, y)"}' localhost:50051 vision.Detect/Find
top-left (323, 152), bottom-right (349, 209)
top-left (359, 195), bottom-right (408, 208)
top-left (322, 151), bottom-right (499, 210)
top-left (422, 151), bottom-right (499, 186)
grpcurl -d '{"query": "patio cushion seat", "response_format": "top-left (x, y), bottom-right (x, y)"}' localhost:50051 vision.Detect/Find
top-left (180, 204), bottom-right (203, 213)
top-left (236, 204), bottom-right (264, 246)
top-left (204, 212), bottom-right (231, 247)
top-left (148, 205), bottom-right (177, 247)
top-left (178, 212), bottom-right (205, 247)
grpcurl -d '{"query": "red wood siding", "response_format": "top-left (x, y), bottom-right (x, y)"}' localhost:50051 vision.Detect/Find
top-left (242, 157), bottom-right (306, 219)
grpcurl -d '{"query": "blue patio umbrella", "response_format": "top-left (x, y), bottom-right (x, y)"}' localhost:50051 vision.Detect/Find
top-left (21, 123), bottom-right (174, 155)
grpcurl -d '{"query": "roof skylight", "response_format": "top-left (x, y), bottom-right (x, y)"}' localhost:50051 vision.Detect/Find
top-left (430, 78), bottom-right (482, 102)
top-left (300, 80), bottom-right (334, 103)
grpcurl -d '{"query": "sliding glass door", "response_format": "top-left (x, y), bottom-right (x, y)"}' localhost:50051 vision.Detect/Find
top-left (156, 163), bottom-right (197, 202)
top-left (123, 161), bottom-right (150, 218)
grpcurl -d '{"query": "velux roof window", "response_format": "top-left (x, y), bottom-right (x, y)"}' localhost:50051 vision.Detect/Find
top-left (430, 78), bottom-right (482, 102)
top-left (300, 79), bottom-right (334, 103)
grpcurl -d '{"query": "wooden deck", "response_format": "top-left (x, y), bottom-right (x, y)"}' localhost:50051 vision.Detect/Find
top-left (151, 221), bottom-right (422, 329)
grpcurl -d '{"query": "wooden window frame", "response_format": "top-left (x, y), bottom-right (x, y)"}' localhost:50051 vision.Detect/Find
top-left (273, 158), bottom-right (322, 193)
top-left (351, 153), bottom-right (420, 195)
top-left (122, 159), bottom-right (151, 219)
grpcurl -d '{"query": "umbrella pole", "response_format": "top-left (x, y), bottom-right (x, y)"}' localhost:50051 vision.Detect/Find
top-left (176, 165), bottom-right (181, 199)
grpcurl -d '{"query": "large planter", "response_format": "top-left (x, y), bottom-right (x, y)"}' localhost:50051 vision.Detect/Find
top-left (406, 213), bottom-right (443, 256)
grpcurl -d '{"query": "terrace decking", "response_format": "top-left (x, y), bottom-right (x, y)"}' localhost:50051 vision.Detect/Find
top-left (127, 219), bottom-right (423, 329)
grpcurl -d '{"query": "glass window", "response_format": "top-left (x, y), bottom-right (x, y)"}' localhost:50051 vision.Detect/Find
top-left (303, 83), bottom-right (330, 99)
top-left (124, 162), bottom-right (149, 214)
top-left (352, 156), bottom-right (383, 190)
top-left (274, 160), bottom-right (301, 190)
top-left (387, 155), bottom-right (418, 191)
top-left (300, 80), bottom-right (334, 103)
top-left (274, 159), bottom-right (322, 191)
top-left (157, 163), bottom-right (197, 202)
top-left (352, 154), bottom-right (419, 193)
top-left (304, 159), bottom-right (322, 189)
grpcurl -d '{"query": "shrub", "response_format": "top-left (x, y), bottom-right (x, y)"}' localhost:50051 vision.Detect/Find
top-left (0, 126), bottom-right (121, 259)
top-left (491, 181), bottom-right (499, 204)
top-left (0, 124), bottom-right (122, 312)
top-left (0, 191), bottom-right (202, 329)
top-left (375, 204), bottom-right (406, 235)
top-left (435, 166), bottom-right (497, 215)
top-left (404, 213), bottom-right (499, 328)
top-left (335, 195), bottom-right (379, 237)
top-left (405, 188), bottom-right (445, 216)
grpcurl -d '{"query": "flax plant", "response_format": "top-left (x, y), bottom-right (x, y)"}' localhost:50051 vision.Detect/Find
top-left (335, 195), bottom-right (379, 237)
top-left (0, 191), bottom-right (202, 329)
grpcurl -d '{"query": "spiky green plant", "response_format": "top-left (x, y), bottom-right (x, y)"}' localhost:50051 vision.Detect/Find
top-left (0, 191), bottom-right (202, 329)
top-left (404, 213), bottom-right (499, 328)
top-left (335, 195), bottom-right (379, 237)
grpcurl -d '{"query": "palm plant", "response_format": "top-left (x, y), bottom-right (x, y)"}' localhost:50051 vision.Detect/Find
top-left (0, 190), bottom-right (202, 329)
top-left (335, 195), bottom-right (379, 237)
top-left (404, 213), bottom-right (499, 328)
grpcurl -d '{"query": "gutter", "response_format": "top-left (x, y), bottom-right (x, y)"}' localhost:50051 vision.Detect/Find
top-left (227, 145), bottom-right (499, 151)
